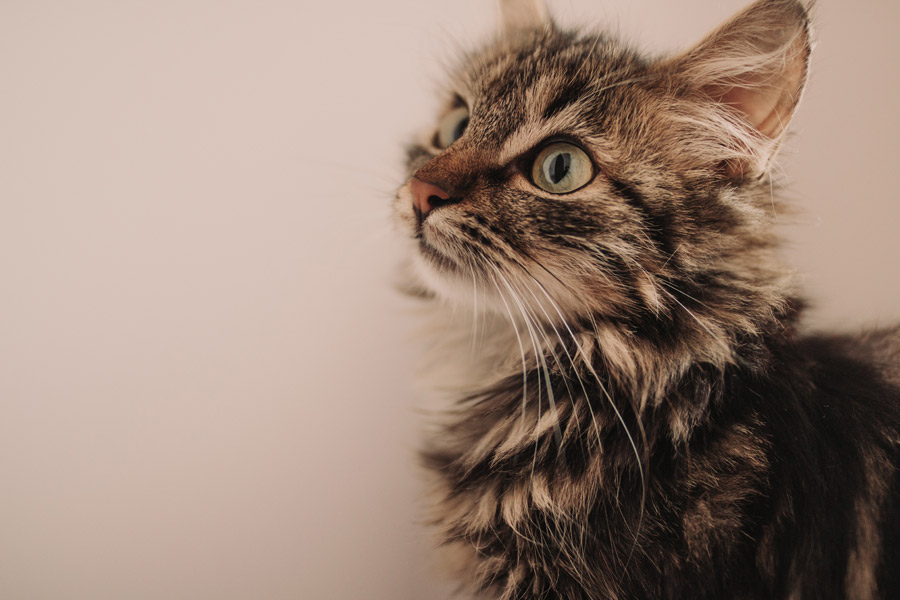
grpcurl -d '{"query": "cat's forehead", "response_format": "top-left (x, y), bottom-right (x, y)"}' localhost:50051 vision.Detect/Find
top-left (448, 30), bottom-right (645, 156)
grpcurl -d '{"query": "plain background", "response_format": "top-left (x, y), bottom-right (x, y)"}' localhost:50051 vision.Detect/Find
top-left (1, 1), bottom-right (898, 599)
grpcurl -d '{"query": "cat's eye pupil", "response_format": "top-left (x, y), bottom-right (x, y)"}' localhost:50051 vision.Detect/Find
top-left (531, 142), bottom-right (593, 194)
top-left (453, 118), bottom-right (469, 143)
top-left (550, 153), bottom-right (570, 184)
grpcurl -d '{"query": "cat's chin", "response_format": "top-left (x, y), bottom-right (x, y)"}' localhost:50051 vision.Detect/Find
top-left (410, 247), bottom-right (506, 316)
top-left (409, 245), bottom-right (554, 327)
top-left (415, 235), bottom-right (461, 275)
top-left (409, 244), bottom-right (598, 330)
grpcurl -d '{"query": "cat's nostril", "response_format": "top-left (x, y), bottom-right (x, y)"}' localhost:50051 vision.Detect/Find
top-left (410, 177), bottom-right (461, 222)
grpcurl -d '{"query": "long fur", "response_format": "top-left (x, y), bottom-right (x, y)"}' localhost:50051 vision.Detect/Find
top-left (393, 1), bottom-right (900, 598)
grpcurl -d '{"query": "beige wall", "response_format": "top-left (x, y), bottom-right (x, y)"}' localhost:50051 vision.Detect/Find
top-left (1, 1), bottom-right (897, 599)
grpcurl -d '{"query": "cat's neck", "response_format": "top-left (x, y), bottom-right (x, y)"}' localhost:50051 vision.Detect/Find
top-left (418, 290), bottom-right (802, 426)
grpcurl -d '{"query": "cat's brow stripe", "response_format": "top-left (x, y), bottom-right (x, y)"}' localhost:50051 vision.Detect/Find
top-left (542, 81), bottom-right (589, 121)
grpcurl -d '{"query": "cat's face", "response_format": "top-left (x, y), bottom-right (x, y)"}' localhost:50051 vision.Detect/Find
top-left (394, 0), bottom-right (810, 333)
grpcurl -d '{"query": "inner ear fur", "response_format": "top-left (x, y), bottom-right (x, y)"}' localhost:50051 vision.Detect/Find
top-left (663, 0), bottom-right (813, 176)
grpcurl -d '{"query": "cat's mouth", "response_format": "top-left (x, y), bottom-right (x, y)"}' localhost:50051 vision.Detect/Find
top-left (415, 229), bottom-right (462, 273)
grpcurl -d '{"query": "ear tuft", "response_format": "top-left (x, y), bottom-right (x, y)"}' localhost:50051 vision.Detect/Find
top-left (665, 0), bottom-right (813, 176)
top-left (499, 0), bottom-right (549, 35)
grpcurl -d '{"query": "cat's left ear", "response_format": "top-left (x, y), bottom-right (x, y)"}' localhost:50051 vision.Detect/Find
top-left (499, 0), bottom-right (550, 35)
top-left (663, 0), bottom-right (813, 176)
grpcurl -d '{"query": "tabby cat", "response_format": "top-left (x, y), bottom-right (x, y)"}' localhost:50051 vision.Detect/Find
top-left (392, 1), bottom-right (900, 598)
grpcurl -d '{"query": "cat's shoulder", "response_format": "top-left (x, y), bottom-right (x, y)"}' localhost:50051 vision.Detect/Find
top-left (804, 326), bottom-right (900, 385)
top-left (797, 326), bottom-right (900, 415)
top-left (847, 326), bottom-right (900, 389)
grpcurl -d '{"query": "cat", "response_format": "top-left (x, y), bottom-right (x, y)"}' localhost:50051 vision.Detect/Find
top-left (392, 1), bottom-right (900, 598)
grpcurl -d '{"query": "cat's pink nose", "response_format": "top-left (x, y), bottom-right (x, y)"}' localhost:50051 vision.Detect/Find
top-left (410, 177), bottom-right (460, 222)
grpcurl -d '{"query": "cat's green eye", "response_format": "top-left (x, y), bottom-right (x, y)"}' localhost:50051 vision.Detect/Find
top-left (436, 106), bottom-right (470, 149)
top-left (531, 142), bottom-right (594, 194)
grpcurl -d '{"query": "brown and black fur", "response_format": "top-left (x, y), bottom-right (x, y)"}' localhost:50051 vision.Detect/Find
top-left (392, 1), bottom-right (900, 598)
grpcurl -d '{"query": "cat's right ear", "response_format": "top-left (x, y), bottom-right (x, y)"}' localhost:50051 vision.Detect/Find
top-left (499, 0), bottom-right (550, 35)
top-left (662, 0), bottom-right (813, 178)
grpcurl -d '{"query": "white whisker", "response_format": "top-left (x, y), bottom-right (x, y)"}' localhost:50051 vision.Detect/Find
top-left (484, 263), bottom-right (530, 425)
top-left (517, 262), bottom-right (648, 571)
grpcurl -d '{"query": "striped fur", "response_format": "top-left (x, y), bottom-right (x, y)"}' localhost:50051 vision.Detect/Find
top-left (393, 1), bottom-right (900, 598)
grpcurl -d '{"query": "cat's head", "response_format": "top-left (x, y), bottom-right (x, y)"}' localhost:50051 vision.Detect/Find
top-left (394, 0), bottom-right (811, 353)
